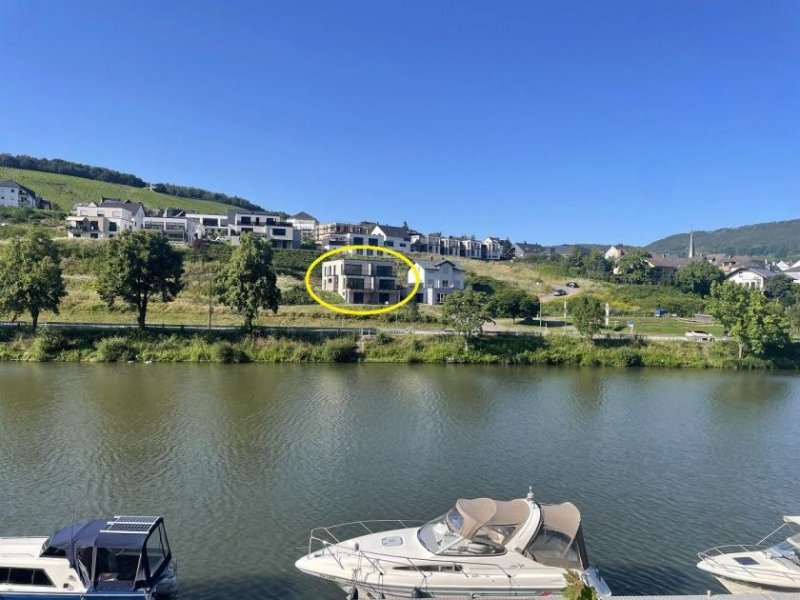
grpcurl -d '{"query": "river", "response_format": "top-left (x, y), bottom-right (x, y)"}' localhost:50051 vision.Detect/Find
top-left (1, 364), bottom-right (798, 599)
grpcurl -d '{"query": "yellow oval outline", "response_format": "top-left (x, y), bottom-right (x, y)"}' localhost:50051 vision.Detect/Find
top-left (304, 245), bottom-right (421, 316)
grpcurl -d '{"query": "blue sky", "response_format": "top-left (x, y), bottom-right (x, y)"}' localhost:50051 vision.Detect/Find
top-left (2, 1), bottom-right (799, 245)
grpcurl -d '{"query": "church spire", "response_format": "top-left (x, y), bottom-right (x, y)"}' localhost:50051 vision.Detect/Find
top-left (688, 231), bottom-right (695, 259)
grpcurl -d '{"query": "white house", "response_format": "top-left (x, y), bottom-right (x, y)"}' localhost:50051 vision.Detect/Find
top-left (143, 216), bottom-right (201, 242)
top-left (321, 258), bottom-right (402, 304)
top-left (287, 211), bottom-right (318, 234)
top-left (372, 224), bottom-right (412, 252)
top-left (482, 237), bottom-right (504, 260)
top-left (460, 238), bottom-right (483, 260)
top-left (186, 212), bottom-right (229, 238)
top-left (605, 245), bottom-right (626, 261)
top-left (408, 259), bottom-right (465, 305)
top-left (726, 267), bottom-right (778, 291)
top-left (0, 180), bottom-right (39, 208)
top-left (65, 198), bottom-right (145, 240)
top-left (227, 209), bottom-right (301, 248)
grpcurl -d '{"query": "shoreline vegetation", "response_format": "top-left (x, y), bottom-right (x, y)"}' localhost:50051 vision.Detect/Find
top-left (2, 326), bottom-right (799, 369)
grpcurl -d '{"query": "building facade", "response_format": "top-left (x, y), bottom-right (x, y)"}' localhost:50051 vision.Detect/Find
top-left (409, 259), bottom-right (466, 304)
top-left (65, 199), bottom-right (145, 240)
top-left (0, 180), bottom-right (39, 208)
top-left (227, 209), bottom-right (300, 248)
top-left (321, 258), bottom-right (402, 304)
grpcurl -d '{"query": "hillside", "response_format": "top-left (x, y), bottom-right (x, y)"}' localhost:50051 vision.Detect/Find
top-left (647, 218), bottom-right (800, 259)
top-left (0, 166), bottom-right (233, 214)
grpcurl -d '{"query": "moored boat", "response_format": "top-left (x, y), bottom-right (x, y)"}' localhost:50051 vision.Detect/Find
top-left (296, 488), bottom-right (611, 599)
top-left (0, 516), bottom-right (177, 599)
top-left (697, 515), bottom-right (800, 593)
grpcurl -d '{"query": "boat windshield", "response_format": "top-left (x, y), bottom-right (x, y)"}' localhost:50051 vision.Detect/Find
top-left (417, 509), bottom-right (508, 555)
top-left (766, 540), bottom-right (800, 566)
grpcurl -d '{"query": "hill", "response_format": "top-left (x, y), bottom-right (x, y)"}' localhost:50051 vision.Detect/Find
top-left (647, 218), bottom-right (800, 259)
top-left (0, 166), bottom-right (233, 214)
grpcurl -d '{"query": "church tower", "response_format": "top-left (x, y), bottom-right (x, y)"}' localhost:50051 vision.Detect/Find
top-left (688, 231), bottom-right (695, 258)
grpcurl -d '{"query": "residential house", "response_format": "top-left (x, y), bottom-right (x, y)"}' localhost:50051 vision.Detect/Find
top-left (460, 237), bottom-right (483, 259)
top-left (227, 209), bottom-right (300, 248)
top-left (605, 245), bottom-right (626, 261)
top-left (186, 212), bottom-right (229, 238)
top-left (321, 258), bottom-right (402, 304)
top-left (482, 237), bottom-right (504, 260)
top-left (143, 216), bottom-right (201, 243)
top-left (0, 180), bottom-right (40, 208)
top-left (511, 242), bottom-right (544, 259)
top-left (65, 198), bottom-right (145, 240)
top-left (315, 222), bottom-right (384, 255)
top-left (705, 254), bottom-right (765, 274)
top-left (440, 236), bottom-right (462, 256)
top-left (409, 259), bottom-right (465, 304)
top-left (776, 260), bottom-right (792, 271)
top-left (410, 232), bottom-right (443, 254)
top-left (372, 224), bottom-right (412, 253)
top-left (287, 211), bottom-right (318, 239)
top-left (645, 254), bottom-right (692, 279)
top-left (726, 267), bottom-right (778, 291)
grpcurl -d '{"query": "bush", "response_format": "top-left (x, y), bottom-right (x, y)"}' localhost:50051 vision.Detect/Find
top-left (95, 336), bottom-right (137, 362)
top-left (211, 342), bottom-right (249, 363)
top-left (27, 330), bottom-right (67, 361)
top-left (314, 337), bottom-right (358, 362)
top-left (281, 286), bottom-right (313, 305)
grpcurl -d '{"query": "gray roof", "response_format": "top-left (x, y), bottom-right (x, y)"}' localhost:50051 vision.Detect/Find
top-left (415, 259), bottom-right (465, 271)
top-left (373, 224), bottom-right (411, 238)
top-left (291, 211), bottom-right (317, 220)
top-left (513, 242), bottom-right (543, 253)
top-left (100, 198), bottom-right (144, 211)
top-left (727, 267), bottom-right (778, 279)
top-left (0, 179), bottom-right (38, 197)
top-left (647, 254), bottom-right (692, 269)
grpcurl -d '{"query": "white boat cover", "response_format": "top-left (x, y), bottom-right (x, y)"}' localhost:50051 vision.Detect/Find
top-left (455, 498), bottom-right (530, 540)
top-left (783, 516), bottom-right (800, 526)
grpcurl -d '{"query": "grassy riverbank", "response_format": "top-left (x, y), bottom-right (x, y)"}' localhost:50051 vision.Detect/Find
top-left (1, 327), bottom-right (796, 369)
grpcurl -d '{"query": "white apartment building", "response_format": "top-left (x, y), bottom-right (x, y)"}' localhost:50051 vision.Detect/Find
top-left (0, 180), bottom-right (39, 208)
top-left (65, 199), bottom-right (145, 240)
top-left (227, 209), bottom-right (301, 248)
top-left (321, 258), bottom-right (402, 304)
top-left (143, 216), bottom-right (201, 242)
top-left (409, 259), bottom-right (466, 305)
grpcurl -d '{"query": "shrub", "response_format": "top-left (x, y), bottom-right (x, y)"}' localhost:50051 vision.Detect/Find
top-left (95, 336), bottom-right (137, 362)
top-left (28, 330), bottom-right (68, 360)
top-left (211, 342), bottom-right (249, 363)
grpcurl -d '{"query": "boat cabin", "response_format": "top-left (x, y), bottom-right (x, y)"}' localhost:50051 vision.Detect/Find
top-left (39, 516), bottom-right (172, 593)
top-left (418, 498), bottom-right (588, 569)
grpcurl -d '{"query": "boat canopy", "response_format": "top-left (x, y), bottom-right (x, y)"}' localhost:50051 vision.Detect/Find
top-left (454, 498), bottom-right (530, 540)
top-left (523, 502), bottom-right (588, 569)
top-left (43, 516), bottom-right (171, 592)
top-left (540, 502), bottom-right (581, 544)
top-left (784, 516), bottom-right (800, 526)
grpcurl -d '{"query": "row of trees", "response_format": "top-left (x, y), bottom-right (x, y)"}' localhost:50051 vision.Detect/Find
top-left (0, 231), bottom-right (281, 331)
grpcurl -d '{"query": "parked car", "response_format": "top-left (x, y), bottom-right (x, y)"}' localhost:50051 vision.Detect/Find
top-left (552, 289), bottom-right (567, 296)
top-left (565, 281), bottom-right (580, 288)
top-left (685, 330), bottom-right (714, 341)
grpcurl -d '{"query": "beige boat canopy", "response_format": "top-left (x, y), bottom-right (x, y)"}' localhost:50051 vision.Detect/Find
top-left (454, 498), bottom-right (531, 540)
top-left (540, 502), bottom-right (582, 543)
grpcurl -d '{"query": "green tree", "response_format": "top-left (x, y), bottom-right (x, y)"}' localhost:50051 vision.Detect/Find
top-left (0, 230), bottom-right (66, 330)
top-left (674, 260), bottom-right (725, 296)
top-left (764, 274), bottom-right (800, 307)
top-left (519, 294), bottom-right (541, 321)
top-left (566, 245), bottom-right (587, 272)
top-left (584, 248), bottom-right (611, 279)
top-left (707, 281), bottom-right (789, 359)
top-left (217, 233), bottom-right (280, 331)
top-left (491, 288), bottom-right (540, 323)
top-left (570, 295), bottom-right (605, 337)
top-left (441, 289), bottom-right (495, 348)
top-left (96, 230), bottom-right (184, 329)
top-left (614, 248), bottom-right (653, 284)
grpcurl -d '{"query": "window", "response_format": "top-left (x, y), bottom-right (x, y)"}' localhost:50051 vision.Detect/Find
top-left (272, 228), bottom-right (286, 236)
top-left (1, 567), bottom-right (54, 587)
top-left (379, 293), bottom-right (390, 303)
top-left (240, 216), bottom-right (251, 225)
top-left (109, 222), bottom-right (118, 232)
top-left (385, 240), bottom-right (394, 247)
top-left (375, 265), bottom-right (393, 277)
top-left (353, 236), bottom-right (364, 245)
top-left (346, 278), bottom-right (365, 289)
top-left (344, 265), bottom-right (363, 276)
top-left (442, 280), bottom-right (449, 287)
top-left (378, 279), bottom-right (395, 290)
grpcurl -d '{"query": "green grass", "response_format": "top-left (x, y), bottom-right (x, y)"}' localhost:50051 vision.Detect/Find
top-left (0, 167), bottom-right (232, 214)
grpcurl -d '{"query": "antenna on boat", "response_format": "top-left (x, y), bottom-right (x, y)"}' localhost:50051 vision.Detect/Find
top-left (526, 486), bottom-right (534, 500)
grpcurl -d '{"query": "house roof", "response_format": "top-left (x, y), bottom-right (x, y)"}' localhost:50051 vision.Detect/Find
top-left (99, 198), bottom-right (145, 212)
top-left (727, 267), bottom-right (778, 279)
top-left (0, 179), bottom-right (38, 197)
top-left (291, 211), bottom-right (317, 220)
top-left (646, 254), bottom-right (692, 269)
top-left (513, 242), bottom-right (543, 253)
top-left (373, 224), bottom-right (411, 238)
top-left (415, 259), bottom-right (466, 271)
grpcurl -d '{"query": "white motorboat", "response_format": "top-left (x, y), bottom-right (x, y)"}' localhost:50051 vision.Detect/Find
top-left (697, 515), bottom-right (800, 593)
top-left (0, 515), bottom-right (177, 599)
top-left (296, 489), bottom-right (611, 599)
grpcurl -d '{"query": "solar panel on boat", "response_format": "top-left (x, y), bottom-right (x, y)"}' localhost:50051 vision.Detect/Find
top-left (100, 516), bottom-right (160, 534)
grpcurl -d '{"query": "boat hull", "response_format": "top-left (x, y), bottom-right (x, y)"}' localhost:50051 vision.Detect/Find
top-left (714, 575), bottom-right (800, 595)
top-left (0, 593), bottom-right (153, 600)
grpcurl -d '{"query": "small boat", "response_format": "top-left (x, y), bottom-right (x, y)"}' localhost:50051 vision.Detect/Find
top-left (296, 489), bottom-right (611, 599)
top-left (697, 515), bottom-right (800, 593)
top-left (0, 516), bottom-right (177, 599)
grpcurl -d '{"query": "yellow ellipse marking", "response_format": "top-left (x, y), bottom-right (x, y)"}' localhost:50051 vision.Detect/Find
top-left (304, 245), bottom-right (421, 316)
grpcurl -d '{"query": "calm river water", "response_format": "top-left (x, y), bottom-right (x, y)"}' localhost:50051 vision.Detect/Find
top-left (1, 364), bottom-right (799, 598)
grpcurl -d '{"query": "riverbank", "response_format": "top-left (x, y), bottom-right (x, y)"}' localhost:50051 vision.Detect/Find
top-left (1, 327), bottom-right (796, 368)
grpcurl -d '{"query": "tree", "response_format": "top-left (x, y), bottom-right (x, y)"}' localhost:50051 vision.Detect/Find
top-left (217, 233), bottom-right (280, 331)
top-left (491, 288), bottom-right (540, 323)
top-left (707, 281), bottom-right (789, 359)
top-left (519, 294), bottom-right (541, 321)
top-left (0, 230), bottom-right (66, 330)
top-left (764, 274), bottom-right (800, 307)
top-left (674, 260), bottom-right (725, 297)
top-left (614, 248), bottom-right (653, 284)
top-left (584, 248), bottom-right (611, 279)
top-left (571, 295), bottom-right (605, 337)
top-left (96, 231), bottom-right (184, 329)
top-left (441, 290), bottom-right (495, 348)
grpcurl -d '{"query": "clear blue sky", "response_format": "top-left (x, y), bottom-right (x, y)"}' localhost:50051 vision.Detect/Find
top-left (2, 1), bottom-right (799, 245)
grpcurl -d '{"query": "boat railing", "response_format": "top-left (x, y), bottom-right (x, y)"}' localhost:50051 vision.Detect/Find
top-left (699, 545), bottom-right (800, 584)
top-left (308, 519), bottom-right (424, 555)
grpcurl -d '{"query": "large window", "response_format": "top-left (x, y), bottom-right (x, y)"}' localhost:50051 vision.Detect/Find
top-left (378, 279), bottom-right (395, 290)
top-left (375, 265), bottom-right (394, 277)
top-left (346, 278), bottom-right (365, 289)
top-left (0, 567), bottom-right (55, 587)
top-left (344, 265), bottom-right (363, 276)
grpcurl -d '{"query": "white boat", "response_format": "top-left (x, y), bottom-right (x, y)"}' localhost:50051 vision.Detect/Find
top-left (0, 515), bottom-right (177, 599)
top-left (296, 489), bottom-right (611, 599)
top-left (697, 515), bottom-right (800, 593)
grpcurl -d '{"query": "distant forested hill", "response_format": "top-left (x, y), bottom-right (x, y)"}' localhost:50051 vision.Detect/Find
top-left (0, 153), bottom-right (267, 212)
top-left (647, 219), bottom-right (800, 259)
